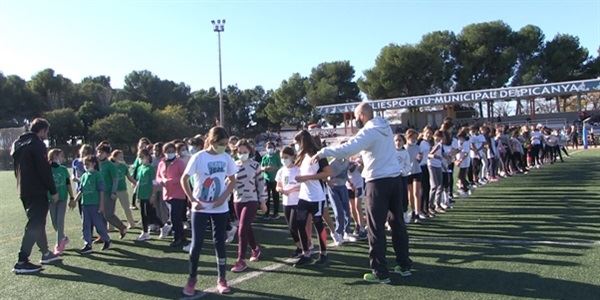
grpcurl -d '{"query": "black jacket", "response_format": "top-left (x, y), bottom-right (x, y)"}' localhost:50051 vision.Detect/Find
top-left (11, 132), bottom-right (57, 199)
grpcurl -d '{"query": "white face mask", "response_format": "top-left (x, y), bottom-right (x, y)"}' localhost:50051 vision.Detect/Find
top-left (239, 153), bottom-right (250, 161)
top-left (85, 166), bottom-right (94, 172)
top-left (266, 148), bottom-right (275, 155)
top-left (294, 144), bottom-right (301, 153)
top-left (188, 146), bottom-right (197, 154)
top-left (166, 153), bottom-right (176, 160)
top-left (282, 158), bottom-right (293, 167)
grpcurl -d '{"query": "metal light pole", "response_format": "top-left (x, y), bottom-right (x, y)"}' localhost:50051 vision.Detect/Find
top-left (211, 19), bottom-right (225, 127)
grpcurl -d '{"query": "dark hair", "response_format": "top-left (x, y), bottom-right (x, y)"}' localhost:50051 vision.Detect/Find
top-left (281, 146), bottom-right (295, 157)
top-left (470, 125), bottom-right (479, 132)
top-left (175, 142), bottom-right (187, 153)
top-left (266, 141), bottom-right (275, 148)
top-left (235, 139), bottom-right (254, 154)
top-left (405, 129), bottom-right (418, 139)
top-left (96, 144), bottom-right (111, 154)
top-left (153, 142), bottom-right (164, 155)
top-left (138, 137), bottom-right (151, 150)
top-left (83, 155), bottom-right (100, 171)
top-left (206, 127), bottom-right (229, 148)
top-left (162, 142), bottom-right (176, 153)
top-left (294, 130), bottom-right (319, 164)
top-left (30, 118), bottom-right (50, 133)
top-left (394, 133), bottom-right (406, 145)
top-left (188, 135), bottom-right (205, 148)
top-left (137, 148), bottom-right (151, 163)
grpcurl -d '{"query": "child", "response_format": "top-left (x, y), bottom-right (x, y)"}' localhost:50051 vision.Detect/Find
top-left (455, 128), bottom-right (471, 197)
top-left (96, 145), bottom-right (127, 239)
top-left (156, 143), bottom-right (189, 248)
top-left (405, 129), bottom-right (424, 221)
top-left (181, 126), bottom-right (237, 296)
top-left (130, 137), bottom-right (152, 210)
top-left (48, 149), bottom-right (75, 255)
top-left (419, 127), bottom-right (434, 217)
top-left (74, 155), bottom-right (111, 254)
top-left (276, 146), bottom-right (310, 257)
top-left (110, 150), bottom-right (136, 229)
top-left (72, 144), bottom-right (93, 215)
top-left (136, 149), bottom-right (163, 241)
top-left (261, 141), bottom-right (283, 219)
top-left (428, 131), bottom-right (445, 213)
top-left (346, 156), bottom-right (367, 239)
top-left (231, 140), bottom-right (268, 273)
top-left (394, 134), bottom-right (411, 223)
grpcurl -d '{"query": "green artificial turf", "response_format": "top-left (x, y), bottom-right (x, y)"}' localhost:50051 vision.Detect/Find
top-left (1, 150), bottom-right (599, 299)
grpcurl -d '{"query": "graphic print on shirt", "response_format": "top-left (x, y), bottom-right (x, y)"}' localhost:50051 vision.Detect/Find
top-left (200, 161), bottom-right (225, 202)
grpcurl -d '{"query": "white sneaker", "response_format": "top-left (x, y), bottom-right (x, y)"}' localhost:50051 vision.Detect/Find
top-left (137, 232), bottom-right (151, 241)
top-left (226, 226), bottom-right (237, 244)
top-left (182, 243), bottom-right (191, 253)
top-left (159, 224), bottom-right (172, 239)
top-left (343, 233), bottom-right (357, 242)
top-left (403, 212), bottom-right (412, 224)
top-left (332, 233), bottom-right (344, 246)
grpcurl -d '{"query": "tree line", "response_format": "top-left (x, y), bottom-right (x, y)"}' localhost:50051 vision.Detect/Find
top-left (1, 21), bottom-right (598, 149)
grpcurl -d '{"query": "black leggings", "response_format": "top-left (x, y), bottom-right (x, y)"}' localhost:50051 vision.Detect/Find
top-left (293, 200), bottom-right (327, 253)
top-left (284, 205), bottom-right (300, 243)
top-left (420, 165), bottom-right (430, 212)
top-left (140, 200), bottom-right (163, 233)
top-left (458, 167), bottom-right (469, 192)
top-left (266, 180), bottom-right (280, 216)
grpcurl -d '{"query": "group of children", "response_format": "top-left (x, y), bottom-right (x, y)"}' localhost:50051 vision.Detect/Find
top-left (40, 120), bottom-right (570, 296)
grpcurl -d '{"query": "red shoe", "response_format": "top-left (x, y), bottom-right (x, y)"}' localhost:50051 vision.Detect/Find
top-left (217, 279), bottom-right (231, 294)
top-left (230, 260), bottom-right (248, 273)
top-left (249, 246), bottom-right (262, 262)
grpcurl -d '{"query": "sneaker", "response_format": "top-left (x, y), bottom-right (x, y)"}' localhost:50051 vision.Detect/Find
top-left (363, 273), bottom-right (391, 284)
top-left (290, 248), bottom-right (303, 258)
top-left (231, 260), bottom-right (248, 273)
top-left (226, 226), bottom-right (237, 244)
top-left (271, 215), bottom-right (281, 220)
top-left (417, 213), bottom-right (427, 220)
top-left (12, 261), bottom-right (43, 274)
top-left (358, 230), bottom-right (368, 240)
top-left (53, 244), bottom-right (60, 256)
top-left (182, 277), bottom-right (197, 297)
top-left (249, 246), bottom-right (262, 262)
top-left (102, 240), bottom-right (111, 251)
top-left (119, 227), bottom-right (127, 239)
top-left (137, 232), bottom-right (151, 241)
top-left (56, 236), bottom-right (69, 255)
top-left (183, 222), bottom-right (190, 230)
top-left (159, 224), bottom-right (172, 239)
top-left (80, 244), bottom-right (93, 254)
top-left (314, 254), bottom-right (328, 265)
top-left (130, 205), bottom-right (139, 211)
top-left (343, 233), bottom-right (357, 242)
top-left (403, 212), bottom-right (412, 224)
top-left (332, 233), bottom-right (344, 246)
top-left (217, 279), bottom-right (231, 294)
top-left (293, 255), bottom-right (313, 267)
top-left (182, 243), bottom-right (192, 253)
top-left (127, 223), bottom-right (135, 230)
top-left (40, 252), bottom-right (62, 264)
top-left (392, 265), bottom-right (412, 277)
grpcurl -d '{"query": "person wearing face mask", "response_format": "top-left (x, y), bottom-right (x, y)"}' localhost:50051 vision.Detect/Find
top-left (47, 149), bottom-right (75, 256)
top-left (96, 145), bottom-right (128, 240)
top-left (135, 149), bottom-right (163, 241)
top-left (311, 103), bottom-right (412, 284)
top-left (130, 137), bottom-right (151, 210)
top-left (230, 140), bottom-right (268, 273)
top-left (156, 143), bottom-right (189, 248)
top-left (187, 135), bottom-right (204, 155)
top-left (261, 141), bottom-right (283, 219)
top-left (180, 126), bottom-right (238, 296)
top-left (176, 142), bottom-right (191, 165)
top-left (109, 150), bottom-right (136, 229)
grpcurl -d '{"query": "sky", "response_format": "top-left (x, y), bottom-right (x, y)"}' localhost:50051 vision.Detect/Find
top-left (1, 0), bottom-right (599, 94)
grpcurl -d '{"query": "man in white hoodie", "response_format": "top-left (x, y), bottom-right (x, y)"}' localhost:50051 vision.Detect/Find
top-left (312, 103), bottom-right (412, 284)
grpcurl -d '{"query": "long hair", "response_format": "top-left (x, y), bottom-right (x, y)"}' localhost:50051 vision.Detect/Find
top-left (294, 130), bottom-right (320, 165)
top-left (206, 127), bottom-right (229, 149)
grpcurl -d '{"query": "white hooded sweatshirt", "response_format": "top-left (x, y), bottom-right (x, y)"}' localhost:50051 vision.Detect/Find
top-left (316, 117), bottom-right (401, 182)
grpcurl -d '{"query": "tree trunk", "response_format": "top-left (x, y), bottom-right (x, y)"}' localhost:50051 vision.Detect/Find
top-left (556, 97), bottom-right (561, 112)
top-left (478, 101), bottom-right (484, 119)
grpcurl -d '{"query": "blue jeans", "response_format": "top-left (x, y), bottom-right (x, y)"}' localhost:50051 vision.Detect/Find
top-left (189, 211), bottom-right (228, 280)
top-left (329, 185), bottom-right (351, 236)
top-left (82, 205), bottom-right (110, 245)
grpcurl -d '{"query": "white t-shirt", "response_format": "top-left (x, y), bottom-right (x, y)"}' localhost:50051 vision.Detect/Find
top-left (184, 150), bottom-right (237, 213)
top-left (346, 161), bottom-right (364, 190)
top-left (457, 139), bottom-right (471, 169)
top-left (298, 154), bottom-right (328, 202)
top-left (469, 134), bottom-right (485, 158)
top-left (419, 140), bottom-right (431, 166)
top-left (428, 143), bottom-right (443, 168)
top-left (275, 166), bottom-right (300, 206)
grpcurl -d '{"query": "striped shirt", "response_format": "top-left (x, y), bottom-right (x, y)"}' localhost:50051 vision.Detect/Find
top-left (233, 160), bottom-right (267, 203)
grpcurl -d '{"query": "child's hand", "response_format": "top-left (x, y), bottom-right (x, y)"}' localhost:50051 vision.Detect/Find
top-left (193, 201), bottom-right (204, 210)
top-left (260, 202), bottom-right (267, 214)
top-left (68, 199), bottom-right (77, 210)
top-left (99, 205), bottom-right (105, 214)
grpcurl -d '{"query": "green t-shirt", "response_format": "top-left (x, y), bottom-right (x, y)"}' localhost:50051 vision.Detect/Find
top-left (115, 162), bottom-right (129, 191)
top-left (49, 164), bottom-right (70, 201)
top-left (130, 157), bottom-right (141, 178)
top-left (136, 164), bottom-right (155, 201)
top-left (80, 171), bottom-right (105, 206)
top-left (261, 152), bottom-right (282, 181)
top-left (99, 159), bottom-right (118, 195)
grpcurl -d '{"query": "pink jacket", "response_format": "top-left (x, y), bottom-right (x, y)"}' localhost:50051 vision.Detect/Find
top-left (155, 158), bottom-right (187, 200)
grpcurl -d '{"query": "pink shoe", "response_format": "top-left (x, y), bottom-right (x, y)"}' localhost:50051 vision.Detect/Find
top-left (217, 279), bottom-right (231, 294)
top-left (231, 260), bottom-right (248, 273)
top-left (58, 237), bottom-right (70, 253)
top-left (53, 245), bottom-right (61, 256)
top-left (182, 277), bottom-right (197, 297)
top-left (249, 246), bottom-right (262, 262)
